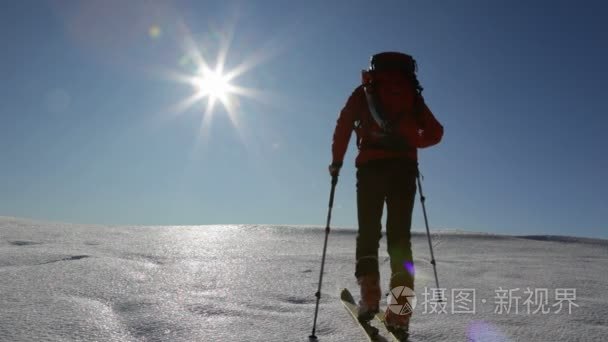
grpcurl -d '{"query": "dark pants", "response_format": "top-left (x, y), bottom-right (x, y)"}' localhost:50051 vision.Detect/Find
top-left (355, 158), bottom-right (418, 290)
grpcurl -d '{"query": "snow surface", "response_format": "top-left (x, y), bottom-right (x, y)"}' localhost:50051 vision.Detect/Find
top-left (1, 216), bottom-right (607, 341)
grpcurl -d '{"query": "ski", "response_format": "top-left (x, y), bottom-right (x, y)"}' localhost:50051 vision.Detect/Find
top-left (340, 288), bottom-right (390, 342)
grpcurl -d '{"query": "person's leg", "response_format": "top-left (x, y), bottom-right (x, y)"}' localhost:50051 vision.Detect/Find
top-left (385, 160), bottom-right (417, 291)
top-left (384, 160), bottom-right (417, 330)
top-left (355, 162), bottom-right (387, 316)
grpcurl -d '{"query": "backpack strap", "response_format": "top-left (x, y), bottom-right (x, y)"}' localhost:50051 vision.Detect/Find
top-left (363, 84), bottom-right (391, 132)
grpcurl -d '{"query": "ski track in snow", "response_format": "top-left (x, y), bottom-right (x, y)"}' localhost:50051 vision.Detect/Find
top-left (1, 216), bottom-right (607, 341)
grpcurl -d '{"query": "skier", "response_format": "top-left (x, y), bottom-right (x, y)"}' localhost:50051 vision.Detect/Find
top-left (329, 52), bottom-right (443, 334)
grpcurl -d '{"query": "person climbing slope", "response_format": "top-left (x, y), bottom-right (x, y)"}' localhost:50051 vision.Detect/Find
top-left (329, 51), bottom-right (443, 334)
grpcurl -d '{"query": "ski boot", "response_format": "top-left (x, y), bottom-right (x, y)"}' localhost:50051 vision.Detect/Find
top-left (384, 308), bottom-right (410, 341)
top-left (356, 273), bottom-right (381, 321)
top-left (384, 271), bottom-right (414, 341)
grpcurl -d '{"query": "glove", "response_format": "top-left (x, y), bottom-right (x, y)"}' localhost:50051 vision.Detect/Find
top-left (328, 161), bottom-right (343, 177)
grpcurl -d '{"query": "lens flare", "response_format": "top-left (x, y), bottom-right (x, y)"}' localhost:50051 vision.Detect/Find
top-left (403, 260), bottom-right (416, 276)
top-left (149, 25), bottom-right (161, 39)
top-left (467, 320), bottom-right (512, 342)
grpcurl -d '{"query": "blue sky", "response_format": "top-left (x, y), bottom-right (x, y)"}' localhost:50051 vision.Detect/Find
top-left (1, 0), bottom-right (606, 239)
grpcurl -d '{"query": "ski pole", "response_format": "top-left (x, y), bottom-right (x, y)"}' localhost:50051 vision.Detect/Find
top-left (309, 175), bottom-right (338, 341)
top-left (416, 168), bottom-right (443, 302)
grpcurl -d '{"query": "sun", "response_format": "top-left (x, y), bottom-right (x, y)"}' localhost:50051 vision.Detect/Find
top-left (192, 66), bottom-right (233, 105)
top-left (160, 21), bottom-right (281, 153)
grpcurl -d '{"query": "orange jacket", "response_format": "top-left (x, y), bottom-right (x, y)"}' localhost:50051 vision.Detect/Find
top-left (331, 85), bottom-right (443, 167)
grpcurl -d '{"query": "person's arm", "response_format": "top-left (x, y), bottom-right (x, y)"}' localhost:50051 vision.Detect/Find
top-left (331, 87), bottom-right (361, 166)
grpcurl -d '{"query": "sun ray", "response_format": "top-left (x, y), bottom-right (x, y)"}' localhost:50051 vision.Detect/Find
top-left (168, 90), bottom-right (205, 117)
top-left (221, 97), bottom-right (250, 154)
top-left (176, 19), bottom-right (209, 72)
top-left (228, 84), bottom-right (264, 99)
top-left (223, 41), bottom-right (283, 82)
top-left (190, 99), bottom-right (215, 159)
